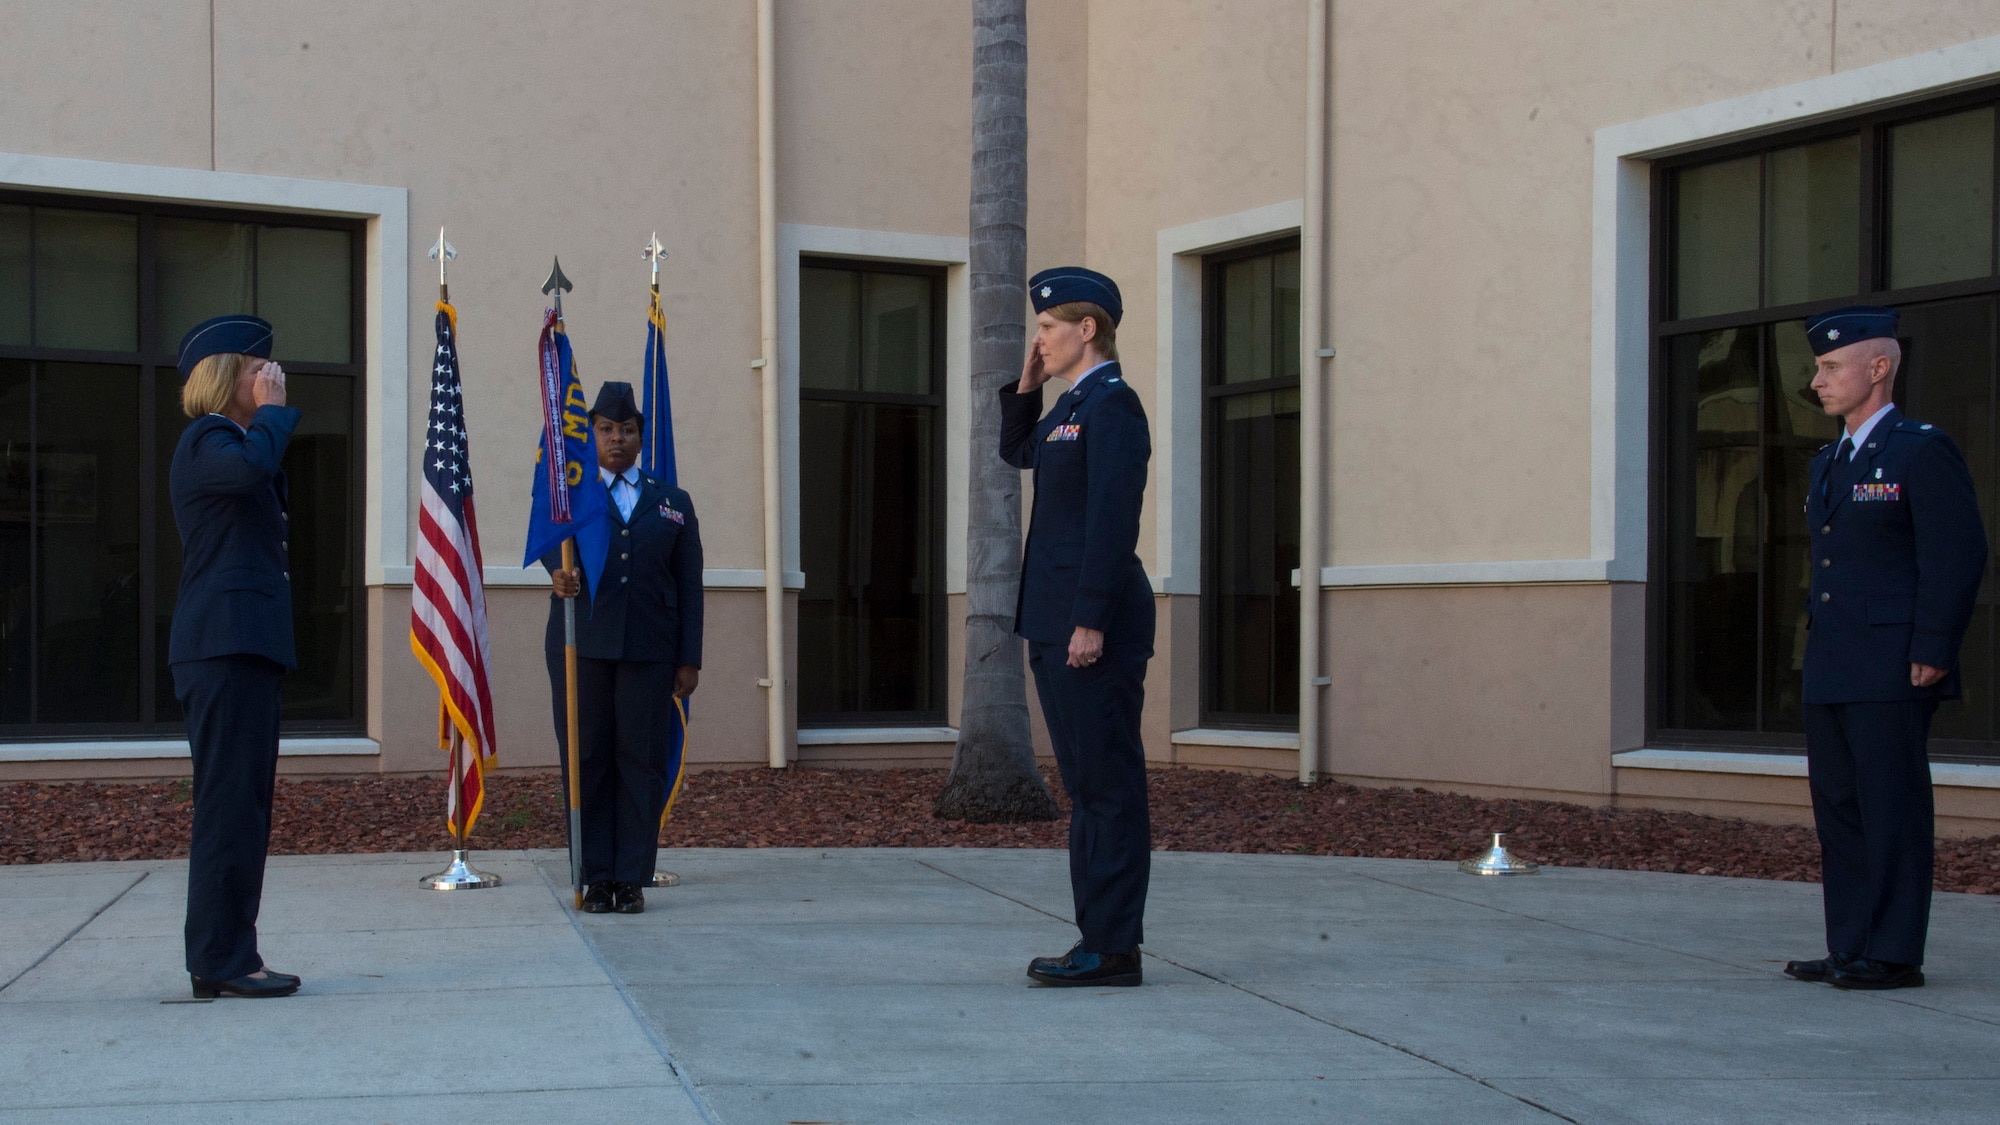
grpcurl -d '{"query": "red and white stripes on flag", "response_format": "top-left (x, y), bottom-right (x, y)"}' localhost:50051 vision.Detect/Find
top-left (410, 300), bottom-right (499, 837)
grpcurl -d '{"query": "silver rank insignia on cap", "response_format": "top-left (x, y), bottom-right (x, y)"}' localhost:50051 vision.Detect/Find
top-left (1827, 328), bottom-right (1840, 340)
top-left (1040, 286), bottom-right (1051, 298)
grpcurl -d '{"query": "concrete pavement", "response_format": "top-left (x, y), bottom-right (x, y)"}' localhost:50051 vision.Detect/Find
top-left (2, 847), bottom-right (1997, 1123)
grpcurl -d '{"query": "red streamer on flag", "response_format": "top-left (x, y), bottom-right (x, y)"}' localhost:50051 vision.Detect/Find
top-left (537, 307), bottom-right (572, 525)
top-left (411, 300), bottom-right (499, 837)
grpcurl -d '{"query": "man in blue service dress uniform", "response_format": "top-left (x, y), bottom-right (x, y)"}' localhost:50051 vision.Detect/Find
top-left (1000, 266), bottom-right (1156, 987)
top-left (546, 382), bottom-right (703, 915)
top-left (1785, 305), bottom-right (1986, 991)
top-left (169, 314), bottom-right (305, 998)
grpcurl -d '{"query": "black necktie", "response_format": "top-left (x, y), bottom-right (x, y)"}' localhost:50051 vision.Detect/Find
top-left (1828, 437), bottom-right (1854, 499)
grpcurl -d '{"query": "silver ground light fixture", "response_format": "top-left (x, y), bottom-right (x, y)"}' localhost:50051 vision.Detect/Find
top-left (651, 870), bottom-right (680, 887)
top-left (1458, 832), bottom-right (1540, 876)
top-left (421, 850), bottom-right (502, 891)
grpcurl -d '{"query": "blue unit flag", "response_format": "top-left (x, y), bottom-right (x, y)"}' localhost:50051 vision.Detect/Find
top-left (523, 309), bottom-right (610, 600)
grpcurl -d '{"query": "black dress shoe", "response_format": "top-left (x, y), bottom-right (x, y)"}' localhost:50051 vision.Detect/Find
top-left (581, 882), bottom-right (615, 914)
top-left (613, 882), bottom-right (645, 914)
top-left (1783, 951), bottom-right (1856, 983)
top-left (257, 968), bottom-right (301, 987)
top-left (1027, 944), bottom-right (1142, 987)
top-left (190, 972), bottom-right (300, 999)
top-left (1830, 958), bottom-right (1924, 990)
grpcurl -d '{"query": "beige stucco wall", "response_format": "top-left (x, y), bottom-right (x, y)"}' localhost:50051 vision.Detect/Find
top-left (4, 2), bottom-right (2000, 834)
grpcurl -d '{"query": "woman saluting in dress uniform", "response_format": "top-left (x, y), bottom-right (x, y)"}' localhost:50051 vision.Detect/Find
top-left (999, 268), bottom-right (1156, 987)
top-left (169, 314), bottom-right (304, 999)
top-left (545, 382), bottom-right (704, 915)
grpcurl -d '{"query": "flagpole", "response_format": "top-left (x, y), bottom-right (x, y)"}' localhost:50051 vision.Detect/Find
top-left (544, 258), bottom-right (586, 912)
top-left (641, 232), bottom-right (682, 890)
top-left (420, 227), bottom-right (498, 892)
top-left (418, 228), bottom-right (500, 888)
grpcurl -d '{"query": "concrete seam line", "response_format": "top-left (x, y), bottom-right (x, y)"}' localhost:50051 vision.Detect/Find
top-left (918, 858), bottom-right (1581, 1123)
top-left (530, 854), bottom-right (724, 1125)
top-left (0, 869), bottom-right (148, 995)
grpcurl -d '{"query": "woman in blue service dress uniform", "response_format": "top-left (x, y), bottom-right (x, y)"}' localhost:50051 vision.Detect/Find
top-left (545, 382), bottom-right (704, 915)
top-left (168, 314), bottom-right (305, 999)
top-left (1000, 267), bottom-right (1156, 987)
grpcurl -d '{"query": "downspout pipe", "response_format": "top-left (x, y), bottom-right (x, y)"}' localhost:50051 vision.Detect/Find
top-left (1298, 0), bottom-right (1331, 784)
top-left (756, 0), bottom-right (788, 768)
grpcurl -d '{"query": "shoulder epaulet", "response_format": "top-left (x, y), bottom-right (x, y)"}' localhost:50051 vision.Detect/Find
top-left (1888, 420), bottom-right (1943, 439)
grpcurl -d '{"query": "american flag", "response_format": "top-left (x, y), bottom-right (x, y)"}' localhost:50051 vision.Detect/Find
top-left (410, 300), bottom-right (499, 837)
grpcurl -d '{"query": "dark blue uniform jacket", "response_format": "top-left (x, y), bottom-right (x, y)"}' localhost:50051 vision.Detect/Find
top-left (544, 474), bottom-right (704, 667)
top-left (168, 407), bottom-right (300, 669)
top-left (999, 363), bottom-right (1155, 648)
top-left (1804, 408), bottom-right (1986, 704)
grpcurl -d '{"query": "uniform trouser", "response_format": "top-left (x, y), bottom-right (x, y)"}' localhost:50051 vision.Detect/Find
top-left (547, 655), bottom-right (673, 885)
top-left (1028, 640), bottom-right (1151, 953)
top-left (173, 655), bottom-right (285, 981)
top-left (1801, 699), bottom-right (1938, 966)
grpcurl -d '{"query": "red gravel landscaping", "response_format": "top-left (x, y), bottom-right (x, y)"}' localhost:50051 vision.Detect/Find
top-left (5, 766), bottom-right (1999, 893)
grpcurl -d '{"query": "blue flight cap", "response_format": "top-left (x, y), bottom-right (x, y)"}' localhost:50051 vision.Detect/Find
top-left (1029, 266), bottom-right (1123, 327)
top-left (176, 314), bottom-right (273, 380)
top-left (590, 381), bottom-right (643, 425)
top-left (1803, 305), bottom-right (1900, 357)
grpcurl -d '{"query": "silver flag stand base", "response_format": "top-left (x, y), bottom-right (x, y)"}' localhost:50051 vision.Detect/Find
top-left (651, 870), bottom-right (680, 887)
top-left (1458, 832), bottom-right (1540, 876)
top-left (421, 849), bottom-right (503, 890)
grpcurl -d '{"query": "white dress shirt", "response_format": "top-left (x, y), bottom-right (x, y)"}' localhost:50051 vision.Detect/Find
top-left (1843, 402), bottom-right (1897, 458)
top-left (601, 466), bottom-right (641, 522)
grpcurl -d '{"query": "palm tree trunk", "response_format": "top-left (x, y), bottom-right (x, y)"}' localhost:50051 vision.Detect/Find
top-left (934, 0), bottom-right (1058, 823)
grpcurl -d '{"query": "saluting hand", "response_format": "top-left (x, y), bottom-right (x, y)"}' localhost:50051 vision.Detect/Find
top-left (551, 567), bottom-right (581, 598)
top-left (1017, 340), bottom-right (1052, 395)
top-left (252, 360), bottom-right (287, 408)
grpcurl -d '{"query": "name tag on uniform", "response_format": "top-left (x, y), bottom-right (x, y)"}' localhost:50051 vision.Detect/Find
top-left (659, 503), bottom-right (685, 524)
top-left (1852, 482), bottom-right (1902, 502)
top-left (1046, 423), bottom-right (1081, 442)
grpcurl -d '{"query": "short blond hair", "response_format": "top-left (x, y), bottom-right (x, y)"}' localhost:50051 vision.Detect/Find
top-left (180, 352), bottom-right (255, 418)
top-left (1046, 301), bottom-right (1118, 361)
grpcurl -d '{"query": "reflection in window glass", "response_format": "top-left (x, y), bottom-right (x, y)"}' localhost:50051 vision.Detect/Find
top-left (0, 206), bottom-right (27, 346)
top-left (1660, 329), bottom-right (1761, 731)
top-left (800, 267), bottom-right (861, 392)
top-left (1205, 243), bottom-right (1302, 725)
top-left (1764, 136), bottom-right (1859, 307)
top-left (1675, 156), bottom-right (1760, 319)
top-left (861, 274), bottom-right (932, 395)
top-left (157, 219), bottom-right (254, 354)
top-left (34, 209), bottom-right (137, 352)
top-left (0, 360), bottom-right (28, 723)
top-left (1221, 256), bottom-right (1273, 384)
top-left (1759, 322), bottom-right (1839, 730)
top-left (279, 373), bottom-right (355, 722)
top-left (1895, 299), bottom-right (1999, 746)
top-left (1889, 108), bottom-right (1996, 289)
top-left (798, 400), bottom-right (937, 718)
top-left (797, 263), bottom-right (943, 724)
top-left (35, 363), bottom-right (141, 723)
top-left (257, 227), bottom-right (351, 364)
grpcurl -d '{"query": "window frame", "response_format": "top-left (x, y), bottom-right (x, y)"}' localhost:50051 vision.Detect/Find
top-left (0, 188), bottom-right (367, 740)
top-left (795, 254), bottom-right (949, 728)
top-left (1199, 235), bottom-right (1303, 731)
top-left (1647, 81), bottom-right (2000, 760)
